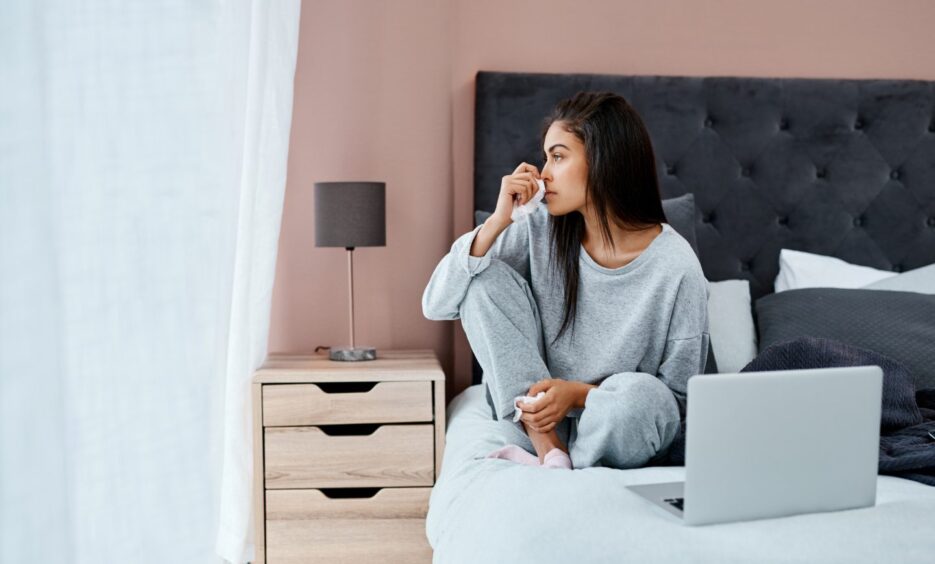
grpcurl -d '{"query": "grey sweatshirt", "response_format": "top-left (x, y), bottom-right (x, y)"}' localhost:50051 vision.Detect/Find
top-left (422, 202), bottom-right (710, 420)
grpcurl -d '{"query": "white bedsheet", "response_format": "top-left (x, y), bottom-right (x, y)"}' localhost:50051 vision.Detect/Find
top-left (427, 384), bottom-right (935, 563)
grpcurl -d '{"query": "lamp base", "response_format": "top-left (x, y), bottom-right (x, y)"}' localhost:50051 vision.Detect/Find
top-left (329, 346), bottom-right (377, 361)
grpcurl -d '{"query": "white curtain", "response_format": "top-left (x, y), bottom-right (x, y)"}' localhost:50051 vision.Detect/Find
top-left (0, 1), bottom-right (301, 563)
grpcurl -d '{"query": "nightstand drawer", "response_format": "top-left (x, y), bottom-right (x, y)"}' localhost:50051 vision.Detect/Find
top-left (265, 488), bottom-right (432, 564)
top-left (265, 424), bottom-right (434, 488)
top-left (263, 381), bottom-right (432, 426)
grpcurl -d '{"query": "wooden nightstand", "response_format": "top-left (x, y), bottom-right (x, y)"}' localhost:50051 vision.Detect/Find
top-left (252, 349), bottom-right (445, 564)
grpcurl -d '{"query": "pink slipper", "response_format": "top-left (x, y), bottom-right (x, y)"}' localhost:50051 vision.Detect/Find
top-left (542, 448), bottom-right (573, 469)
top-left (485, 444), bottom-right (540, 466)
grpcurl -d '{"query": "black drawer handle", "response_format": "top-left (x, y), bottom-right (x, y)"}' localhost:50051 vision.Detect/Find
top-left (318, 423), bottom-right (380, 436)
top-left (316, 382), bottom-right (378, 394)
top-left (320, 488), bottom-right (381, 499)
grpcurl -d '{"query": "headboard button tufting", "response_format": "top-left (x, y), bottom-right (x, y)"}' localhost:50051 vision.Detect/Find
top-left (893, 265), bottom-right (904, 273)
top-left (890, 169), bottom-right (901, 180)
top-left (471, 72), bottom-right (935, 387)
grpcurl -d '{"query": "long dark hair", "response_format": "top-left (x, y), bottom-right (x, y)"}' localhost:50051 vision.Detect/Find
top-left (543, 91), bottom-right (667, 346)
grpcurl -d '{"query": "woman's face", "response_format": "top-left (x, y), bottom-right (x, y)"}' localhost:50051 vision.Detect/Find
top-left (540, 121), bottom-right (589, 216)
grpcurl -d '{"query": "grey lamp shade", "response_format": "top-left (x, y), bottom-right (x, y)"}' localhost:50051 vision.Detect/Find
top-left (314, 181), bottom-right (386, 248)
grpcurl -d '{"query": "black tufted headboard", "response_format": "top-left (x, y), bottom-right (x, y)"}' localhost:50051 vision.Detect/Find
top-left (471, 71), bottom-right (935, 384)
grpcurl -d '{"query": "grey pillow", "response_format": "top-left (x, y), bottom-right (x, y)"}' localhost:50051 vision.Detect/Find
top-left (474, 192), bottom-right (700, 255)
top-left (659, 192), bottom-right (699, 256)
top-left (755, 288), bottom-right (935, 391)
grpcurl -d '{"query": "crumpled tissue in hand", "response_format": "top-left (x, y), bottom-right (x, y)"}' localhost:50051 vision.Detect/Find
top-left (512, 391), bottom-right (546, 422)
top-left (511, 179), bottom-right (545, 223)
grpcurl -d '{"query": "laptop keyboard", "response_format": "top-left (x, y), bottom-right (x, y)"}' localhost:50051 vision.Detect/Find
top-left (664, 497), bottom-right (685, 511)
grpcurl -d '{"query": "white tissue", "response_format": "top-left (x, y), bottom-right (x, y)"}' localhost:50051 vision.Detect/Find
top-left (511, 179), bottom-right (545, 223)
top-left (512, 391), bottom-right (546, 422)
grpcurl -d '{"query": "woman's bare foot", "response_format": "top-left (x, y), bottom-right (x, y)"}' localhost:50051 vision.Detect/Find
top-left (523, 423), bottom-right (568, 463)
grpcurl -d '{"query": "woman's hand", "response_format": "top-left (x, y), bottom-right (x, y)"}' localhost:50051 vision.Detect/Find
top-left (489, 162), bottom-right (541, 227)
top-left (517, 379), bottom-right (595, 433)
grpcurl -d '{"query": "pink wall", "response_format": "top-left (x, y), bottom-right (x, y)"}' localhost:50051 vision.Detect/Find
top-left (269, 0), bottom-right (453, 376)
top-left (269, 0), bottom-right (935, 399)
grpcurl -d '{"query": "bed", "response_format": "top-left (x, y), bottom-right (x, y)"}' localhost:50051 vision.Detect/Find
top-left (428, 384), bottom-right (935, 562)
top-left (425, 71), bottom-right (935, 562)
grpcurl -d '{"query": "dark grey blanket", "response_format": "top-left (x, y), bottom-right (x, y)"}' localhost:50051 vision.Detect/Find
top-left (658, 337), bottom-right (935, 486)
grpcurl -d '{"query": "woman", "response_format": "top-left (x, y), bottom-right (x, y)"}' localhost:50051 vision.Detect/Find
top-left (422, 91), bottom-right (709, 470)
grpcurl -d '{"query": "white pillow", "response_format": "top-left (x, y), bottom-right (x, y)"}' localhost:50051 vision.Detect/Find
top-left (862, 263), bottom-right (935, 295)
top-left (773, 249), bottom-right (897, 293)
top-left (706, 280), bottom-right (757, 373)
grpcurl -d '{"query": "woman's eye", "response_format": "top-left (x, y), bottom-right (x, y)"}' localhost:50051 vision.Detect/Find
top-left (553, 154), bottom-right (562, 161)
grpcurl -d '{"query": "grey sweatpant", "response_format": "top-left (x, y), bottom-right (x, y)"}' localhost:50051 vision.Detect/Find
top-left (459, 259), bottom-right (681, 469)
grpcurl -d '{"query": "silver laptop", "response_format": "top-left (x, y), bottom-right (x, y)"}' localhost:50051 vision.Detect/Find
top-left (627, 365), bottom-right (882, 526)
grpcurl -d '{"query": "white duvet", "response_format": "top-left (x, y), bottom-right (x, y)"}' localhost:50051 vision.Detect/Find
top-left (427, 384), bottom-right (935, 563)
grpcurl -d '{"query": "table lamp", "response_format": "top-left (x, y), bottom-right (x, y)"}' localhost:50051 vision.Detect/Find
top-left (314, 181), bottom-right (386, 361)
